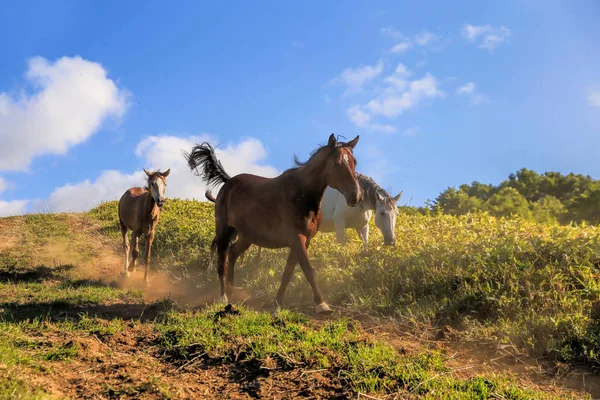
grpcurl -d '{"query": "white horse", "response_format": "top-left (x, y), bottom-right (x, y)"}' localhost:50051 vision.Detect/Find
top-left (318, 173), bottom-right (402, 248)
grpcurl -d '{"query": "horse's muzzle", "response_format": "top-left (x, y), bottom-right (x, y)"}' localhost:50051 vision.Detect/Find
top-left (157, 199), bottom-right (165, 207)
top-left (346, 189), bottom-right (363, 207)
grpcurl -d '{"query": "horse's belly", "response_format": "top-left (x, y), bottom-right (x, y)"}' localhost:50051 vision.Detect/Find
top-left (318, 218), bottom-right (335, 232)
top-left (233, 222), bottom-right (289, 249)
top-left (345, 210), bottom-right (371, 228)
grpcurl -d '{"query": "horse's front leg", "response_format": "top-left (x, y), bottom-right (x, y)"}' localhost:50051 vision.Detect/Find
top-left (120, 225), bottom-right (129, 277)
top-left (333, 215), bottom-right (346, 245)
top-left (226, 238), bottom-right (251, 301)
top-left (143, 231), bottom-right (155, 284)
top-left (356, 224), bottom-right (369, 250)
top-left (293, 235), bottom-right (332, 315)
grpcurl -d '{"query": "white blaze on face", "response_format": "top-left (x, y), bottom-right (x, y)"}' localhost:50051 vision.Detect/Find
top-left (343, 153), bottom-right (349, 165)
top-left (151, 178), bottom-right (165, 202)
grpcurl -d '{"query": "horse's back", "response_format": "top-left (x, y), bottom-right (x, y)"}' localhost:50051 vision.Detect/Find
top-left (214, 173), bottom-right (298, 248)
top-left (118, 187), bottom-right (147, 229)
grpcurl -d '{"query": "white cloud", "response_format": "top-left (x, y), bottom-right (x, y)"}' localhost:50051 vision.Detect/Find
top-left (347, 105), bottom-right (372, 126)
top-left (461, 24), bottom-right (511, 51)
top-left (365, 73), bottom-right (444, 118)
top-left (403, 127), bottom-right (420, 137)
top-left (0, 56), bottom-right (129, 172)
top-left (588, 89), bottom-right (600, 108)
top-left (414, 32), bottom-right (439, 46)
top-left (461, 24), bottom-right (492, 41)
top-left (346, 106), bottom-right (396, 133)
top-left (383, 28), bottom-right (440, 54)
top-left (471, 93), bottom-right (490, 105)
top-left (456, 82), bottom-right (490, 105)
top-left (0, 176), bottom-right (27, 217)
top-left (456, 82), bottom-right (476, 95)
top-left (330, 60), bottom-right (384, 94)
top-left (380, 27), bottom-right (404, 40)
top-left (390, 41), bottom-right (412, 53)
top-left (345, 64), bottom-right (443, 133)
top-left (40, 135), bottom-right (280, 213)
top-left (0, 199), bottom-right (28, 217)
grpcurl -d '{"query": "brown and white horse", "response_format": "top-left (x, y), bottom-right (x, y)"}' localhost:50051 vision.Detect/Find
top-left (118, 168), bottom-right (170, 283)
top-left (185, 134), bottom-right (362, 314)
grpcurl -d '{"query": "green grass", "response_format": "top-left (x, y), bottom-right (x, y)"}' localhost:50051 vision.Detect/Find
top-left (0, 201), bottom-right (597, 398)
top-left (0, 276), bottom-right (566, 399)
top-left (156, 304), bottom-right (561, 398)
top-left (90, 199), bottom-right (600, 368)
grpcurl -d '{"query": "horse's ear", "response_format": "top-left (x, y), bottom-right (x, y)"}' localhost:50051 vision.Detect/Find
top-left (346, 135), bottom-right (359, 149)
top-left (143, 168), bottom-right (152, 177)
top-left (328, 133), bottom-right (337, 147)
top-left (376, 192), bottom-right (384, 202)
top-left (162, 169), bottom-right (171, 177)
top-left (393, 191), bottom-right (403, 202)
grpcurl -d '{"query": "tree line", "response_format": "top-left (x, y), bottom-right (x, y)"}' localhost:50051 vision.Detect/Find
top-left (412, 168), bottom-right (600, 225)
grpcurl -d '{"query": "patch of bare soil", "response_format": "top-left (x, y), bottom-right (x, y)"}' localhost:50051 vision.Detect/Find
top-left (26, 324), bottom-right (350, 400)
top-left (445, 339), bottom-right (600, 399)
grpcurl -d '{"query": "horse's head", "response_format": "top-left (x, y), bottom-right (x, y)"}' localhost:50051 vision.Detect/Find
top-left (374, 191), bottom-right (402, 246)
top-left (324, 134), bottom-right (363, 207)
top-left (144, 168), bottom-right (171, 208)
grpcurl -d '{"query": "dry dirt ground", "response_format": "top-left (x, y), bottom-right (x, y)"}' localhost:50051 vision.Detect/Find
top-left (1, 214), bottom-right (599, 399)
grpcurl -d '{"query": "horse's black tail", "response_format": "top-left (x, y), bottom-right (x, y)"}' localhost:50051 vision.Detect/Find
top-left (205, 190), bottom-right (217, 202)
top-left (183, 142), bottom-right (231, 187)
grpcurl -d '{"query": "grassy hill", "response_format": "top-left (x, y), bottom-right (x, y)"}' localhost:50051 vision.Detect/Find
top-left (1, 198), bottom-right (600, 398)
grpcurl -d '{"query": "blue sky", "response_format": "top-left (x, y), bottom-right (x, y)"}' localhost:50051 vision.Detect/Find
top-left (1, 1), bottom-right (599, 215)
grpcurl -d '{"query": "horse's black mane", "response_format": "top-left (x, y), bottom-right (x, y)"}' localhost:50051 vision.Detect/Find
top-left (356, 173), bottom-right (394, 209)
top-left (291, 140), bottom-right (353, 169)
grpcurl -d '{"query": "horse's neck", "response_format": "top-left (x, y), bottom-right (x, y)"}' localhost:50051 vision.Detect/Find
top-left (143, 191), bottom-right (159, 219)
top-left (294, 160), bottom-right (328, 213)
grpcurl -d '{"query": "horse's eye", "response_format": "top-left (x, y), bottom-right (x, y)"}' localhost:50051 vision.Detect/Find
top-left (380, 211), bottom-right (386, 216)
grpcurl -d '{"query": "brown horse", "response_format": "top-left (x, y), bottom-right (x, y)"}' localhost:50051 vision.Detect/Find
top-left (185, 134), bottom-right (362, 314)
top-left (118, 168), bottom-right (170, 283)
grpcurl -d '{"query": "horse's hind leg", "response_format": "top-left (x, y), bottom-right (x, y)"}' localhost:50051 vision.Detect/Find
top-left (226, 238), bottom-right (251, 301)
top-left (215, 227), bottom-right (235, 304)
top-left (128, 231), bottom-right (140, 273)
top-left (120, 220), bottom-right (130, 277)
top-left (275, 249), bottom-right (298, 307)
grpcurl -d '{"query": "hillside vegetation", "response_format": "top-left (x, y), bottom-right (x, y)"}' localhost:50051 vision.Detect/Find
top-left (90, 199), bottom-right (600, 368)
top-left (0, 198), bottom-right (599, 398)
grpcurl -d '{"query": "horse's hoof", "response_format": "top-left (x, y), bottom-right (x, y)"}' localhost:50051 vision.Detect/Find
top-left (315, 302), bottom-right (333, 315)
top-left (121, 271), bottom-right (130, 278)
